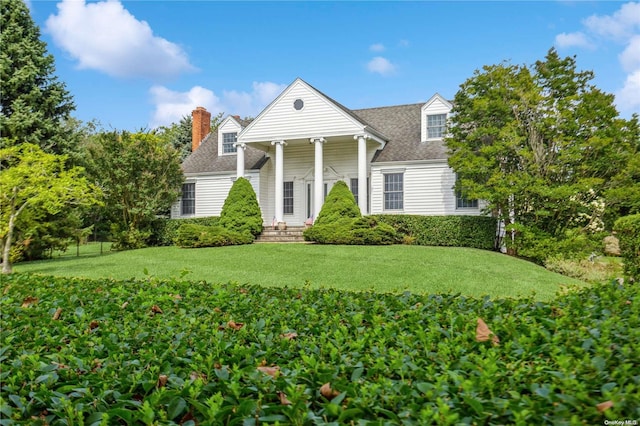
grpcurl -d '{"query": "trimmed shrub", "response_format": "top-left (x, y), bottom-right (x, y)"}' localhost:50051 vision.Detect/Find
top-left (614, 214), bottom-right (640, 281)
top-left (314, 180), bottom-right (360, 225)
top-left (219, 177), bottom-right (263, 237)
top-left (304, 216), bottom-right (398, 245)
top-left (151, 216), bottom-right (220, 246)
top-left (175, 224), bottom-right (253, 248)
top-left (372, 215), bottom-right (496, 250)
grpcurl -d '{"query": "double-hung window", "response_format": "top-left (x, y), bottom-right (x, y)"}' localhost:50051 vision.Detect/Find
top-left (181, 183), bottom-right (195, 215)
top-left (456, 175), bottom-right (478, 208)
top-left (427, 114), bottom-right (446, 139)
top-left (283, 181), bottom-right (294, 214)
top-left (384, 173), bottom-right (403, 210)
top-left (222, 132), bottom-right (237, 153)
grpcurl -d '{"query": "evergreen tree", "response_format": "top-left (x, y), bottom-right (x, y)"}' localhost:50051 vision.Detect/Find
top-left (0, 0), bottom-right (75, 154)
top-left (219, 177), bottom-right (263, 237)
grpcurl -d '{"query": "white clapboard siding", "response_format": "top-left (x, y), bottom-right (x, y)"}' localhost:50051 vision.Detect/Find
top-left (370, 162), bottom-right (482, 216)
top-left (240, 80), bottom-right (364, 143)
top-left (171, 172), bottom-right (260, 219)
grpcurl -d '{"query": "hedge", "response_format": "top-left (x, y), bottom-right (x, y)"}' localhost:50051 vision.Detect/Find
top-left (371, 214), bottom-right (497, 250)
top-left (174, 224), bottom-right (253, 248)
top-left (614, 214), bottom-right (640, 281)
top-left (2, 274), bottom-right (639, 423)
top-left (151, 217), bottom-right (220, 246)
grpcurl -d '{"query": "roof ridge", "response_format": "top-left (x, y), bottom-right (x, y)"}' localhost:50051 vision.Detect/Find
top-left (352, 102), bottom-right (424, 112)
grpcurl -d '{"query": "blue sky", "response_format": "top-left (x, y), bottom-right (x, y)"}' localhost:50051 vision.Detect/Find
top-left (27, 1), bottom-right (640, 130)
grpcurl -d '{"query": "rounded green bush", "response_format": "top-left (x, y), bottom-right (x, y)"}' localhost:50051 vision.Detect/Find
top-left (314, 180), bottom-right (361, 225)
top-left (219, 177), bottom-right (263, 236)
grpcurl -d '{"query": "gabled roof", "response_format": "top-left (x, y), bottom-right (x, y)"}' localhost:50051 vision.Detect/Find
top-left (181, 80), bottom-right (450, 174)
top-left (352, 103), bottom-right (448, 163)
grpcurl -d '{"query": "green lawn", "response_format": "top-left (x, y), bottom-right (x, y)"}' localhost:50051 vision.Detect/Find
top-left (15, 243), bottom-right (587, 300)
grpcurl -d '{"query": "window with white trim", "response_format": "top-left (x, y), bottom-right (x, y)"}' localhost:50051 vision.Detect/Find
top-left (181, 183), bottom-right (195, 215)
top-left (384, 173), bottom-right (403, 210)
top-left (427, 114), bottom-right (446, 139)
top-left (222, 132), bottom-right (237, 153)
top-left (456, 175), bottom-right (478, 209)
top-left (283, 181), bottom-right (294, 214)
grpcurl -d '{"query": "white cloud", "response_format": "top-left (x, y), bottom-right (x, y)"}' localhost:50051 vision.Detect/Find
top-left (584, 2), bottom-right (640, 41)
top-left (45, 0), bottom-right (195, 79)
top-left (149, 86), bottom-right (220, 128)
top-left (616, 70), bottom-right (640, 111)
top-left (367, 56), bottom-right (396, 76)
top-left (149, 81), bottom-right (287, 128)
top-left (369, 43), bottom-right (385, 52)
top-left (556, 2), bottom-right (640, 115)
top-left (554, 32), bottom-right (594, 49)
top-left (620, 35), bottom-right (640, 72)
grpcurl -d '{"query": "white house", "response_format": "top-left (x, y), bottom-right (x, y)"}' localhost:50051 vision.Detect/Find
top-left (171, 78), bottom-right (480, 225)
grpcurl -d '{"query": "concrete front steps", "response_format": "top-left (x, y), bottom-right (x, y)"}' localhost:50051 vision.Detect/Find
top-left (255, 226), bottom-right (308, 243)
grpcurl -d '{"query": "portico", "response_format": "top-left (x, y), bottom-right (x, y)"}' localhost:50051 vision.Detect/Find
top-left (232, 78), bottom-right (385, 225)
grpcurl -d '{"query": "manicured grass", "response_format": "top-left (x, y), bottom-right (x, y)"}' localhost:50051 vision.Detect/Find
top-left (15, 244), bottom-right (587, 300)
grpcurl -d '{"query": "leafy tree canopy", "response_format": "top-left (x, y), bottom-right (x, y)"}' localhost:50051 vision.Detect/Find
top-left (82, 131), bottom-right (184, 249)
top-left (446, 48), bottom-right (637, 258)
top-left (1, 143), bottom-right (100, 273)
top-left (0, 0), bottom-right (75, 155)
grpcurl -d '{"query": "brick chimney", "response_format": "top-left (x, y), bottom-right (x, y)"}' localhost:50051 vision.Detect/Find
top-left (192, 106), bottom-right (211, 152)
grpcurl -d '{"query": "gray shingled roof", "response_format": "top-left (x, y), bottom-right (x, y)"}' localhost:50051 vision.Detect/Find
top-left (182, 131), bottom-right (268, 174)
top-left (352, 103), bottom-right (448, 163)
top-left (182, 98), bottom-right (448, 174)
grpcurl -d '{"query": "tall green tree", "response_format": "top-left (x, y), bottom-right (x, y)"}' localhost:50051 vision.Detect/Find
top-left (0, 0), bottom-right (75, 155)
top-left (0, 144), bottom-right (100, 274)
top-left (83, 131), bottom-right (184, 249)
top-left (446, 48), bottom-right (635, 261)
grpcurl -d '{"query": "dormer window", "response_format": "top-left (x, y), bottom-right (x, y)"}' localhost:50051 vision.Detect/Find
top-left (427, 114), bottom-right (446, 139)
top-left (223, 132), bottom-right (237, 153)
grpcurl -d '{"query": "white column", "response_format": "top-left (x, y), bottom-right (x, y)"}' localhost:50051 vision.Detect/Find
top-left (354, 134), bottom-right (369, 214)
top-left (271, 140), bottom-right (286, 223)
top-left (310, 137), bottom-right (325, 221)
top-left (234, 142), bottom-right (246, 178)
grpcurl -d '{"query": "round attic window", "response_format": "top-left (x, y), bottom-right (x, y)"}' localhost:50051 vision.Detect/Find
top-left (293, 99), bottom-right (304, 110)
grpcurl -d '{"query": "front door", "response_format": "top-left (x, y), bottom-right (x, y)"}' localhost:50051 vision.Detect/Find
top-left (305, 180), bottom-right (336, 220)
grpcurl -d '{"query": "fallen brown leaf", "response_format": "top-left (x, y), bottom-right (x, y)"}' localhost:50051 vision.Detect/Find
top-left (21, 296), bottom-right (38, 308)
top-left (151, 305), bottom-right (163, 314)
top-left (596, 400), bottom-right (613, 412)
top-left (320, 382), bottom-right (339, 399)
top-left (476, 318), bottom-right (499, 345)
top-left (89, 320), bottom-right (99, 330)
top-left (280, 332), bottom-right (298, 340)
top-left (189, 371), bottom-right (206, 381)
top-left (52, 308), bottom-right (63, 320)
top-left (278, 391), bottom-right (292, 405)
top-left (227, 320), bottom-right (244, 330)
top-left (157, 374), bottom-right (168, 388)
top-left (257, 366), bottom-right (280, 377)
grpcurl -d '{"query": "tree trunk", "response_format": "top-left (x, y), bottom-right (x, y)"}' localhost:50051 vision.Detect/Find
top-left (2, 213), bottom-right (16, 274)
